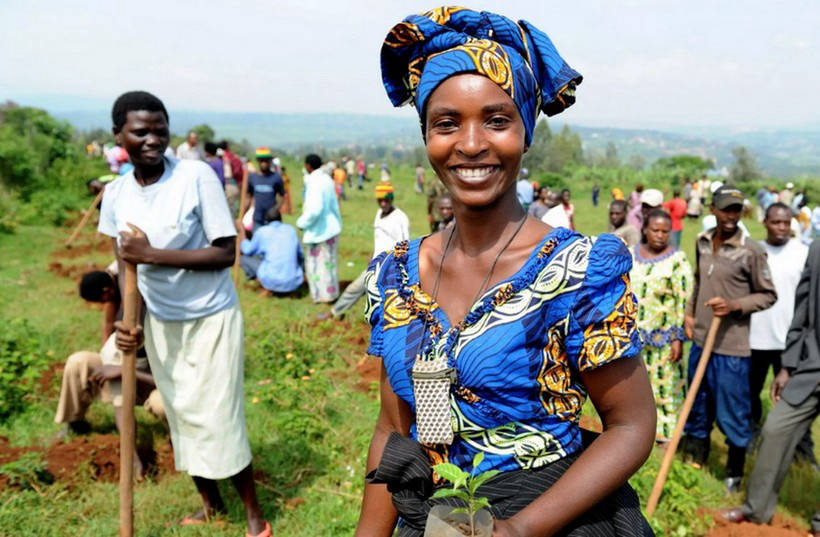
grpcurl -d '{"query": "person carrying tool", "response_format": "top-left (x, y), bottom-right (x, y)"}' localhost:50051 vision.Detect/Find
top-left (682, 184), bottom-right (777, 493)
top-left (99, 91), bottom-right (269, 537)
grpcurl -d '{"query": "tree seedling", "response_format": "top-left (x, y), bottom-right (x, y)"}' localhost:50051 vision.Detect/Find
top-left (431, 452), bottom-right (499, 537)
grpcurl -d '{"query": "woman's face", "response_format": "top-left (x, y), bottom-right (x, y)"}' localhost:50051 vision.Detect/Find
top-left (117, 110), bottom-right (169, 167)
top-left (645, 217), bottom-right (671, 251)
top-left (425, 74), bottom-right (526, 209)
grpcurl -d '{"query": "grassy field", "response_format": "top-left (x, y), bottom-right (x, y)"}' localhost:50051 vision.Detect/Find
top-left (0, 162), bottom-right (817, 536)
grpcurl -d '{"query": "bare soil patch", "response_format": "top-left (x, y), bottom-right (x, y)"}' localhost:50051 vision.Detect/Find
top-left (706, 511), bottom-right (808, 537)
top-left (0, 434), bottom-right (175, 491)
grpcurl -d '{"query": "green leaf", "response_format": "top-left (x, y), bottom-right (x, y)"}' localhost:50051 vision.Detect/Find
top-left (472, 452), bottom-right (485, 475)
top-left (431, 487), bottom-right (461, 499)
top-left (473, 496), bottom-right (491, 511)
top-left (468, 469), bottom-right (501, 495)
top-left (433, 463), bottom-right (468, 485)
top-left (451, 508), bottom-right (469, 515)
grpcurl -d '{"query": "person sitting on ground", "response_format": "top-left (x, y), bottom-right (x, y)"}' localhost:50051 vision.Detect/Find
top-left (242, 147), bottom-right (285, 234)
top-left (239, 206), bottom-right (304, 295)
top-left (101, 90), bottom-right (268, 535)
top-left (527, 185), bottom-right (550, 220)
top-left (630, 209), bottom-right (693, 443)
top-left (682, 184), bottom-right (778, 493)
top-left (609, 199), bottom-right (640, 248)
top-left (54, 270), bottom-right (164, 476)
top-left (357, 9), bottom-right (655, 536)
top-left (203, 141), bottom-right (225, 187)
top-left (435, 194), bottom-right (454, 231)
top-left (317, 182), bottom-right (410, 320)
top-left (721, 238), bottom-right (820, 536)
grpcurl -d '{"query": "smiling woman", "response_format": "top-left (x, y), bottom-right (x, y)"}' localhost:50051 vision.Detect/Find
top-left (355, 7), bottom-right (657, 537)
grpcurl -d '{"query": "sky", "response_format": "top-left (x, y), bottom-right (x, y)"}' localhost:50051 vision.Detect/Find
top-left (2, 0), bottom-right (819, 131)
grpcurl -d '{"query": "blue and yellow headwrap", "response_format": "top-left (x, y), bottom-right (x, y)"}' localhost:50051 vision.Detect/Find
top-left (381, 6), bottom-right (582, 145)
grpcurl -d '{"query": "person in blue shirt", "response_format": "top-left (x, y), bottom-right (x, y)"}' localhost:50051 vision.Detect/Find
top-left (241, 147), bottom-right (285, 232)
top-left (239, 206), bottom-right (304, 294)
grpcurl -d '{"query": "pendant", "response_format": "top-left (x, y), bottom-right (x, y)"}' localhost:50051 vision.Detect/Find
top-left (412, 354), bottom-right (456, 445)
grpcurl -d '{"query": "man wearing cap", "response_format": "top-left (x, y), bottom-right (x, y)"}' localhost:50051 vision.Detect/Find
top-left (682, 184), bottom-right (777, 493)
top-left (316, 182), bottom-right (409, 320)
top-left (242, 147), bottom-right (285, 232)
top-left (627, 188), bottom-right (663, 233)
top-left (779, 182), bottom-right (794, 207)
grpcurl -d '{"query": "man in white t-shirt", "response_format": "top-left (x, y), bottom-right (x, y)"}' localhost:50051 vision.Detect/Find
top-left (748, 202), bottom-right (815, 464)
top-left (317, 182), bottom-right (409, 320)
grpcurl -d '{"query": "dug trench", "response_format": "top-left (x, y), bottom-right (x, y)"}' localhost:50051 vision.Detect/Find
top-left (0, 434), bottom-right (175, 491)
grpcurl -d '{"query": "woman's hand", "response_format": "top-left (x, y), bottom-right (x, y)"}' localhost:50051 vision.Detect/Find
top-left (119, 223), bottom-right (154, 265)
top-left (114, 320), bottom-right (144, 353)
top-left (493, 518), bottom-right (526, 537)
top-left (669, 340), bottom-right (682, 363)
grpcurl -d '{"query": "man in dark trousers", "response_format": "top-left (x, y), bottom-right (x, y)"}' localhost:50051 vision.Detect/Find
top-left (722, 239), bottom-right (820, 536)
top-left (682, 185), bottom-right (777, 493)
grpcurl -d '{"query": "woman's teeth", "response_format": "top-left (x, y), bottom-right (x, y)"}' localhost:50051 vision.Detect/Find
top-left (455, 167), bottom-right (495, 179)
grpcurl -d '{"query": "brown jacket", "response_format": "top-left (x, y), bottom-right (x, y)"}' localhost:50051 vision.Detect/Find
top-left (686, 227), bottom-right (777, 356)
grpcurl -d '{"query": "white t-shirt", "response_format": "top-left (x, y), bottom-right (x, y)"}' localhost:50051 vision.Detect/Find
top-left (749, 239), bottom-right (809, 350)
top-left (373, 207), bottom-right (410, 257)
top-left (541, 205), bottom-right (571, 229)
top-left (98, 158), bottom-right (237, 321)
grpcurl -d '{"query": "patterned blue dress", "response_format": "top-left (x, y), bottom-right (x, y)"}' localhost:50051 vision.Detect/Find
top-left (364, 228), bottom-right (642, 474)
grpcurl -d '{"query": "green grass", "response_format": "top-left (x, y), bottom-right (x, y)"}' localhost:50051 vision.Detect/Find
top-left (0, 163), bottom-right (816, 536)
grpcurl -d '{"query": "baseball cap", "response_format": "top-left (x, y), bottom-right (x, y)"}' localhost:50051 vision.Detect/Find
top-left (640, 188), bottom-right (663, 207)
top-left (712, 184), bottom-right (745, 209)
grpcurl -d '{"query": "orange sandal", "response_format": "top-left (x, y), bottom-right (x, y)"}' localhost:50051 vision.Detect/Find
top-left (247, 520), bottom-right (272, 537)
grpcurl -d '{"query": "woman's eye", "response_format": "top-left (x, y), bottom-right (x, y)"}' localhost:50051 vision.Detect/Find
top-left (488, 116), bottom-right (511, 128)
top-left (432, 119), bottom-right (457, 130)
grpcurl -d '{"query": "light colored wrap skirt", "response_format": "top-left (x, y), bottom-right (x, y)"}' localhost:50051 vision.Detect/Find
top-left (144, 304), bottom-right (251, 480)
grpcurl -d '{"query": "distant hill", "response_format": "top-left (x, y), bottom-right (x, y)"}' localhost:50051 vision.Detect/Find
top-left (53, 109), bottom-right (820, 177)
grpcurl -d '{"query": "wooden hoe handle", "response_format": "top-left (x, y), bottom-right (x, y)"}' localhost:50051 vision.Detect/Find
top-left (119, 262), bottom-right (138, 536)
top-left (646, 316), bottom-right (722, 517)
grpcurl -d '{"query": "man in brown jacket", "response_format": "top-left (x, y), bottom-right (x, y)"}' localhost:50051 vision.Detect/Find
top-left (682, 185), bottom-right (777, 493)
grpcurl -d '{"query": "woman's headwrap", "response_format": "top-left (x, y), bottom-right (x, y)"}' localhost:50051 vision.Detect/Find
top-left (381, 7), bottom-right (583, 145)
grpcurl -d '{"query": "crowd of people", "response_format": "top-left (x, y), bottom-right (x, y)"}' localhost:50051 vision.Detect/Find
top-left (58, 7), bottom-right (819, 536)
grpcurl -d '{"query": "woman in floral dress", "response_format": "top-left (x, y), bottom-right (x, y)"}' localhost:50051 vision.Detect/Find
top-left (631, 208), bottom-right (693, 443)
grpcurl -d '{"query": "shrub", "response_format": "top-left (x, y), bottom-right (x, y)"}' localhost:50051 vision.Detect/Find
top-left (0, 318), bottom-right (50, 419)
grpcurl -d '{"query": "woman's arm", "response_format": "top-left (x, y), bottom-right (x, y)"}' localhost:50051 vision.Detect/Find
top-left (118, 223), bottom-right (235, 270)
top-left (354, 362), bottom-right (414, 537)
top-left (496, 357), bottom-right (656, 537)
